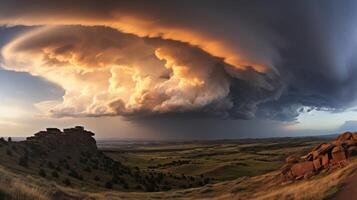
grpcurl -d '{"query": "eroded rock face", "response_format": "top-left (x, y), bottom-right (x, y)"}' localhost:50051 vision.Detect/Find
top-left (281, 131), bottom-right (357, 181)
top-left (290, 161), bottom-right (314, 177)
top-left (26, 126), bottom-right (96, 151)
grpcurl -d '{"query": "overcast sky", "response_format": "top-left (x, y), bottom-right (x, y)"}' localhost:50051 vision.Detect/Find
top-left (0, 0), bottom-right (357, 139)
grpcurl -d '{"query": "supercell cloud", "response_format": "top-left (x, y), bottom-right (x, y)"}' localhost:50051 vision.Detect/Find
top-left (1, 0), bottom-right (357, 122)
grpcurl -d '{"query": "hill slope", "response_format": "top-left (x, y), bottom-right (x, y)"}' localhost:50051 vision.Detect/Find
top-left (0, 127), bottom-right (205, 198)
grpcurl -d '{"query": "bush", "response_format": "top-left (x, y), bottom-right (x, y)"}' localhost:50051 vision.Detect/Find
top-left (84, 166), bottom-right (92, 172)
top-left (55, 166), bottom-right (62, 172)
top-left (105, 181), bottom-right (113, 189)
top-left (68, 169), bottom-right (82, 180)
top-left (144, 184), bottom-right (156, 192)
top-left (94, 176), bottom-right (100, 181)
top-left (111, 175), bottom-right (119, 184)
top-left (0, 137), bottom-right (6, 144)
top-left (18, 155), bottom-right (29, 167)
top-left (6, 149), bottom-right (12, 157)
top-left (47, 161), bottom-right (54, 169)
top-left (161, 185), bottom-right (172, 191)
top-left (52, 170), bottom-right (59, 178)
top-left (39, 169), bottom-right (46, 177)
top-left (63, 178), bottom-right (71, 186)
top-left (204, 177), bottom-right (210, 184)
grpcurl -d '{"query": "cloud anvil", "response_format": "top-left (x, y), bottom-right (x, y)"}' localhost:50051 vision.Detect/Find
top-left (1, 0), bottom-right (357, 137)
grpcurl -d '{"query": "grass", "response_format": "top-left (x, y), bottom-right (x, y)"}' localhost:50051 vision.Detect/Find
top-left (229, 158), bottom-right (357, 200)
top-left (0, 167), bottom-right (50, 200)
top-left (103, 137), bottom-right (328, 182)
top-left (0, 136), bottom-right (354, 200)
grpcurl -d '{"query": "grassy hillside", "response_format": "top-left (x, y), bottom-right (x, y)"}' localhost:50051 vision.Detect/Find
top-left (0, 135), bottom-right (355, 200)
top-left (0, 156), bottom-right (354, 200)
top-left (0, 137), bottom-right (205, 195)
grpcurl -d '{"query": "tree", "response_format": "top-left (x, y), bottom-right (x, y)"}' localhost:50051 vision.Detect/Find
top-left (7, 137), bottom-right (11, 142)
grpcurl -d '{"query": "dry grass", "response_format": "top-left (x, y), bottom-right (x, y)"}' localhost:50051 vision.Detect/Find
top-left (0, 167), bottom-right (50, 200)
top-left (243, 159), bottom-right (357, 200)
top-left (0, 158), bottom-right (355, 200)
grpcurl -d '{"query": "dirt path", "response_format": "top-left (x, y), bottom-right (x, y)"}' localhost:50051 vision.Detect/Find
top-left (332, 169), bottom-right (357, 200)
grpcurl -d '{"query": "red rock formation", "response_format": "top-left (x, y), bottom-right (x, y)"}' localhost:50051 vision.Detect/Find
top-left (281, 131), bottom-right (357, 181)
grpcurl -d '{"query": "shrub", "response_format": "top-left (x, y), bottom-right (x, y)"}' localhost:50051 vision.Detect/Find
top-left (84, 166), bottom-right (92, 172)
top-left (105, 181), bottom-right (113, 189)
top-left (6, 149), bottom-right (12, 157)
top-left (47, 161), bottom-right (54, 169)
top-left (39, 169), bottom-right (46, 177)
top-left (18, 155), bottom-right (29, 167)
top-left (51, 170), bottom-right (59, 178)
top-left (63, 178), bottom-right (71, 186)
top-left (68, 169), bottom-right (83, 180)
top-left (204, 177), bottom-right (210, 184)
top-left (0, 137), bottom-right (6, 144)
top-left (161, 185), bottom-right (172, 191)
top-left (55, 166), bottom-right (61, 172)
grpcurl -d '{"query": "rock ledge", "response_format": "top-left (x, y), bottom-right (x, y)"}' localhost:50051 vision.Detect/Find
top-left (26, 126), bottom-right (96, 150)
top-left (281, 132), bottom-right (357, 180)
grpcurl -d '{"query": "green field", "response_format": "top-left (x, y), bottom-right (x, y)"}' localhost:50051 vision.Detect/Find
top-left (102, 137), bottom-right (329, 182)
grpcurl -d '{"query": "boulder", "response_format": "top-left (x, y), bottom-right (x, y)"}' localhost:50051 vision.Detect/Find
top-left (321, 154), bottom-right (329, 168)
top-left (282, 131), bottom-right (357, 181)
top-left (337, 132), bottom-right (353, 141)
top-left (303, 171), bottom-right (315, 179)
top-left (301, 153), bottom-right (313, 161)
top-left (312, 150), bottom-right (320, 159)
top-left (313, 158), bottom-right (322, 170)
top-left (291, 161), bottom-right (314, 177)
top-left (331, 146), bottom-right (346, 163)
top-left (312, 143), bottom-right (335, 156)
top-left (281, 164), bottom-right (292, 175)
top-left (318, 143), bottom-right (335, 154)
top-left (287, 170), bottom-right (294, 179)
top-left (344, 139), bottom-right (357, 147)
top-left (286, 155), bottom-right (300, 163)
top-left (352, 133), bottom-right (357, 141)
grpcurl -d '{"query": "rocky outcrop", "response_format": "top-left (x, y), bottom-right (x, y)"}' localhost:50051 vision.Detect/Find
top-left (281, 132), bottom-right (357, 181)
top-left (26, 126), bottom-right (96, 151)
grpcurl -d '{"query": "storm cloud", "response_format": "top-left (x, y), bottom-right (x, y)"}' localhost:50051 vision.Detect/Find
top-left (1, 0), bottom-right (357, 122)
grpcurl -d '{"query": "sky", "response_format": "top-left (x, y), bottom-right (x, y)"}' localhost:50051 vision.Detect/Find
top-left (0, 0), bottom-right (357, 139)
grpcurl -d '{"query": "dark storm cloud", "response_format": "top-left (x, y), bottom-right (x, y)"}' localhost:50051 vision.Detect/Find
top-left (1, 0), bottom-right (357, 121)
